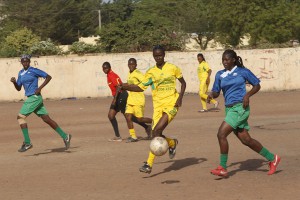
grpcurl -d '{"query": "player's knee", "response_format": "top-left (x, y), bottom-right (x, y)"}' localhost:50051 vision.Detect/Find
top-left (108, 115), bottom-right (115, 121)
top-left (217, 131), bottom-right (226, 140)
top-left (17, 114), bottom-right (27, 125)
top-left (41, 115), bottom-right (51, 123)
top-left (240, 137), bottom-right (252, 146)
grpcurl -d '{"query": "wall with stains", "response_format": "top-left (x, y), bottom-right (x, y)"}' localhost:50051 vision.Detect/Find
top-left (1, 48), bottom-right (299, 101)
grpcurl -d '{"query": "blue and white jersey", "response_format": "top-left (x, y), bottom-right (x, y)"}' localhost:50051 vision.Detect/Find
top-left (16, 66), bottom-right (48, 97)
top-left (212, 66), bottom-right (260, 106)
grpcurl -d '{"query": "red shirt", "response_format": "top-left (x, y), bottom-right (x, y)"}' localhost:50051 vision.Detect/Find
top-left (107, 70), bottom-right (122, 96)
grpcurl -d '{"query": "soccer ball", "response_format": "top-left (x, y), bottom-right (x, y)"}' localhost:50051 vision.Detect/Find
top-left (149, 137), bottom-right (169, 156)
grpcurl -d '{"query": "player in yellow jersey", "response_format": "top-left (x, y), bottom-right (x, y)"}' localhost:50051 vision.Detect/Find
top-left (197, 53), bottom-right (218, 112)
top-left (124, 58), bottom-right (152, 142)
top-left (120, 45), bottom-right (186, 173)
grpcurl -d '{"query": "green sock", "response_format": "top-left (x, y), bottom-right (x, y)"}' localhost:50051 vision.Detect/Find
top-left (55, 127), bottom-right (67, 139)
top-left (259, 147), bottom-right (275, 161)
top-left (220, 154), bottom-right (228, 169)
top-left (21, 128), bottom-right (31, 144)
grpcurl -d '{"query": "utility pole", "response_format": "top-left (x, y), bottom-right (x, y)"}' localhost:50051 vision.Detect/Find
top-left (98, 9), bottom-right (101, 30)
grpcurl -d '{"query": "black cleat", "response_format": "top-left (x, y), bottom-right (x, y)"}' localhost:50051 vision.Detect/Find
top-left (18, 142), bottom-right (33, 152)
top-left (139, 162), bottom-right (152, 174)
top-left (126, 137), bottom-right (138, 143)
top-left (169, 139), bottom-right (178, 159)
top-left (63, 134), bottom-right (72, 150)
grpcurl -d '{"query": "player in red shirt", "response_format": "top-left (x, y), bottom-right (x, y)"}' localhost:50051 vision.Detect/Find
top-left (102, 62), bottom-right (151, 141)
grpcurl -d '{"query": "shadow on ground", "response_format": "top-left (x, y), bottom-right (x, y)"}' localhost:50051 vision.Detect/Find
top-left (26, 146), bottom-right (79, 156)
top-left (144, 157), bottom-right (207, 178)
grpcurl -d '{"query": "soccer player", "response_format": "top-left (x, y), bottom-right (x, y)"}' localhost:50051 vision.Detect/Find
top-left (102, 62), bottom-right (151, 142)
top-left (10, 54), bottom-right (72, 152)
top-left (120, 45), bottom-right (186, 173)
top-left (208, 49), bottom-right (281, 177)
top-left (197, 53), bottom-right (218, 112)
top-left (124, 58), bottom-right (152, 142)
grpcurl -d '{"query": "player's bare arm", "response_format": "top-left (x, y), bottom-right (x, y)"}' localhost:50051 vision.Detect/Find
top-left (121, 84), bottom-right (143, 92)
top-left (35, 75), bottom-right (52, 95)
top-left (243, 84), bottom-right (261, 108)
top-left (175, 77), bottom-right (186, 107)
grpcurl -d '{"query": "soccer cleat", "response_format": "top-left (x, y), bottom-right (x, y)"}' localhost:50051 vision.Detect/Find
top-left (210, 166), bottom-right (228, 177)
top-left (169, 139), bottom-right (178, 159)
top-left (63, 134), bottom-right (72, 150)
top-left (198, 109), bottom-right (208, 113)
top-left (146, 125), bottom-right (152, 138)
top-left (108, 136), bottom-right (122, 142)
top-left (268, 154), bottom-right (281, 175)
top-left (18, 142), bottom-right (33, 152)
top-left (139, 162), bottom-right (152, 174)
top-left (126, 137), bottom-right (138, 143)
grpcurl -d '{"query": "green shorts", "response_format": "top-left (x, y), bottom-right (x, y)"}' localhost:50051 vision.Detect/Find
top-left (19, 95), bottom-right (48, 117)
top-left (225, 103), bottom-right (250, 131)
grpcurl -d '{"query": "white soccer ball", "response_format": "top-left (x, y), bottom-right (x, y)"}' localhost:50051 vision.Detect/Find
top-left (149, 137), bottom-right (169, 156)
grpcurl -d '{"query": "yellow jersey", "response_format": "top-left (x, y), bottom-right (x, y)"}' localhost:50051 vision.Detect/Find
top-left (138, 62), bottom-right (183, 108)
top-left (197, 61), bottom-right (211, 81)
top-left (127, 69), bottom-right (145, 106)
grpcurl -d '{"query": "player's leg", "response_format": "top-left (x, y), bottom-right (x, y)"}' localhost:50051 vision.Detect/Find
top-left (17, 114), bottom-right (33, 152)
top-left (139, 109), bottom-right (164, 173)
top-left (17, 95), bottom-right (41, 152)
top-left (205, 81), bottom-right (218, 108)
top-left (210, 121), bottom-right (233, 177)
top-left (38, 103), bottom-right (71, 150)
top-left (124, 109), bottom-right (138, 142)
top-left (108, 106), bottom-right (122, 141)
top-left (133, 105), bottom-right (152, 138)
top-left (235, 129), bottom-right (280, 175)
top-left (199, 81), bottom-right (208, 112)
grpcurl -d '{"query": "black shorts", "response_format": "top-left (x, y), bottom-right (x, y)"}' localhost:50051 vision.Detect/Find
top-left (110, 90), bottom-right (128, 113)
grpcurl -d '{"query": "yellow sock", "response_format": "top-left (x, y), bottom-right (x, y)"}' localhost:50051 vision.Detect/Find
top-left (210, 99), bottom-right (217, 104)
top-left (146, 151), bottom-right (156, 167)
top-left (165, 137), bottom-right (175, 148)
top-left (129, 129), bottom-right (137, 139)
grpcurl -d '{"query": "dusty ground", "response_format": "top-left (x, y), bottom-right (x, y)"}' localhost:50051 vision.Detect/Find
top-left (0, 90), bottom-right (299, 200)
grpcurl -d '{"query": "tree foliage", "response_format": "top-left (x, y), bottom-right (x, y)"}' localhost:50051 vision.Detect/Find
top-left (0, 0), bottom-right (299, 54)
top-left (0, 27), bottom-right (40, 57)
top-left (0, 0), bottom-right (101, 45)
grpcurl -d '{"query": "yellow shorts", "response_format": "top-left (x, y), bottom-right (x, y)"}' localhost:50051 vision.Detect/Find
top-left (125, 104), bottom-right (144, 118)
top-left (152, 106), bottom-right (178, 129)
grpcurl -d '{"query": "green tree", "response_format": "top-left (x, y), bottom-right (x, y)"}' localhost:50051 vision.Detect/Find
top-left (247, 0), bottom-right (300, 46)
top-left (0, 27), bottom-right (41, 57)
top-left (0, 0), bottom-right (101, 45)
top-left (98, 0), bottom-right (185, 52)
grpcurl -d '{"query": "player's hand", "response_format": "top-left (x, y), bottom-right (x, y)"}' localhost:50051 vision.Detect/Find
top-left (116, 85), bottom-right (122, 93)
top-left (35, 88), bottom-right (41, 95)
top-left (206, 77), bottom-right (210, 84)
top-left (207, 92), bottom-right (213, 103)
top-left (10, 77), bottom-right (16, 83)
top-left (175, 97), bottom-right (183, 107)
top-left (243, 95), bottom-right (250, 108)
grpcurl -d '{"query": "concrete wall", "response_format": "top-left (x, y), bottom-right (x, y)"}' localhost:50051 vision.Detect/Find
top-left (1, 47), bottom-right (300, 101)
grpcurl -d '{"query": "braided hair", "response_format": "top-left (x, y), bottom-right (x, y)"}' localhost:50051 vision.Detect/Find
top-left (223, 49), bottom-right (245, 68)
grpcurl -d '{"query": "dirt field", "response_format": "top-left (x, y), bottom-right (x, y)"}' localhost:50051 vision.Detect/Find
top-left (0, 90), bottom-right (299, 200)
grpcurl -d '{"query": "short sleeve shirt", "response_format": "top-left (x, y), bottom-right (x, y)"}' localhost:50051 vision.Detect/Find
top-left (107, 70), bottom-right (122, 96)
top-left (16, 66), bottom-right (48, 97)
top-left (138, 62), bottom-right (183, 108)
top-left (197, 61), bottom-right (211, 80)
top-left (127, 69), bottom-right (145, 106)
top-left (212, 66), bottom-right (260, 106)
